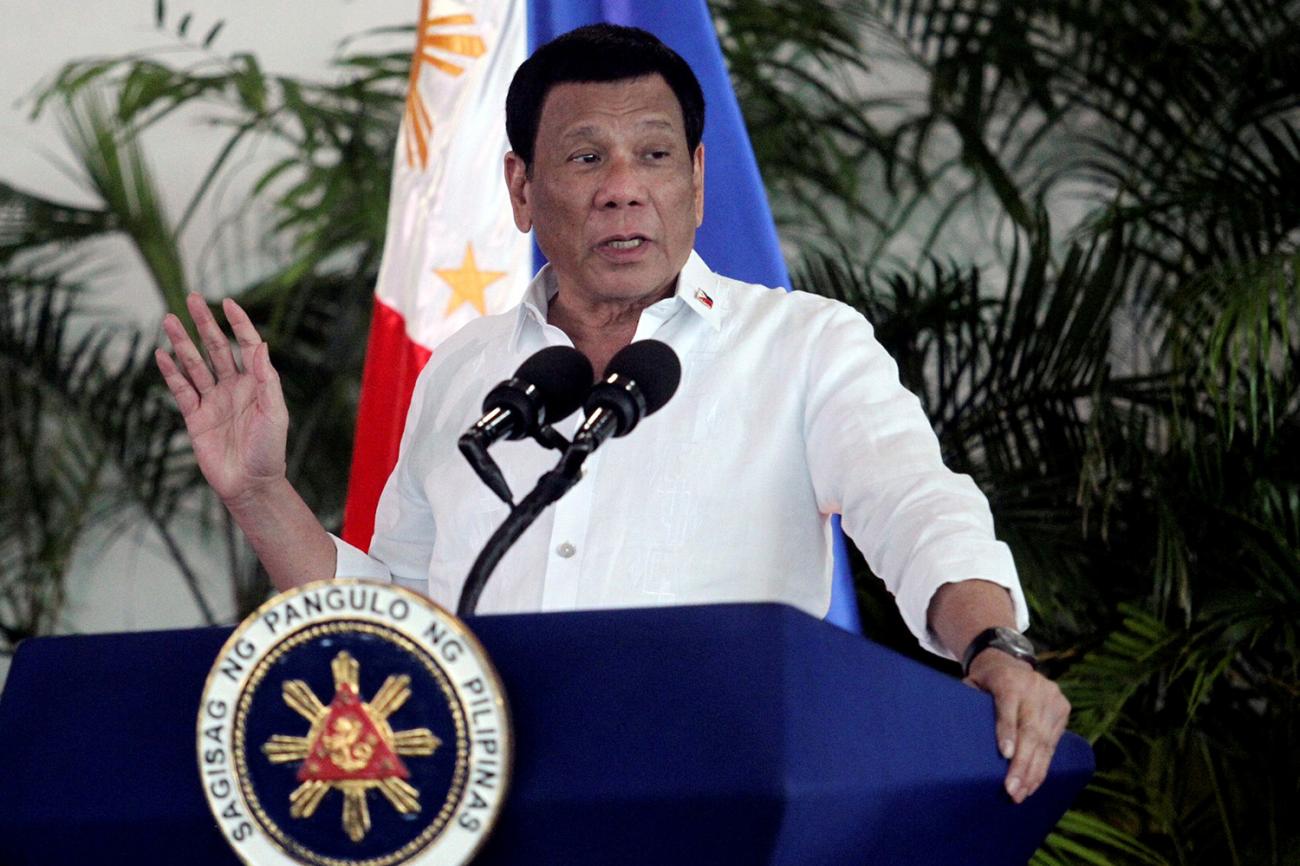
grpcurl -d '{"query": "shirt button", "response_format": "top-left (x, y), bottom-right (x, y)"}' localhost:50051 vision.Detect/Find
top-left (555, 542), bottom-right (576, 558)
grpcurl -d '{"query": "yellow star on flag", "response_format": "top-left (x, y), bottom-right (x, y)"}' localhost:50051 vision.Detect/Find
top-left (435, 244), bottom-right (507, 316)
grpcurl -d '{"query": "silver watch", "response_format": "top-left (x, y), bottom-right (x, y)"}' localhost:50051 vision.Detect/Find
top-left (961, 626), bottom-right (1038, 677)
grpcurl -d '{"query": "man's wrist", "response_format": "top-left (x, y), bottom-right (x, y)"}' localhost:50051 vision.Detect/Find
top-left (222, 474), bottom-right (294, 524)
top-left (961, 626), bottom-right (1038, 677)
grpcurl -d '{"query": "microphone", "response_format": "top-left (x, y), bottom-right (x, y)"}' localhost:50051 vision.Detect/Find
top-left (459, 346), bottom-right (593, 503)
top-left (461, 346), bottom-right (594, 446)
top-left (575, 340), bottom-right (682, 450)
top-left (457, 339), bottom-right (681, 618)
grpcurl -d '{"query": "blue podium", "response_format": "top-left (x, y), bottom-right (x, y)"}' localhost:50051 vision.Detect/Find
top-left (0, 603), bottom-right (1092, 864)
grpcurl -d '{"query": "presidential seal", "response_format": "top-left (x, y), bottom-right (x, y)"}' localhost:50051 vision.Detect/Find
top-left (197, 580), bottom-right (511, 866)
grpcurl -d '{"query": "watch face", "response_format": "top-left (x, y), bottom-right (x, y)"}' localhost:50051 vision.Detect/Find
top-left (994, 627), bottom-right (1035, 655)
top-left (963, 627), bottom-right (1039, 676)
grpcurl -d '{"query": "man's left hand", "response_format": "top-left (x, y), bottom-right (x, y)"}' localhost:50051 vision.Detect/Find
top-left (964, 650), bottom-right (1071, 803)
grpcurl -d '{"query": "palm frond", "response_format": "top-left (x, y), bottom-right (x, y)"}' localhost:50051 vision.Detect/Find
top-left (0, 272), bottom-right (211, 647)
top-left (59, 91), bottom-right (190, 318)
top-left (0, 183), bottom-right (118, 264)
top-left (1033, 808), bottom-right (1169, 866)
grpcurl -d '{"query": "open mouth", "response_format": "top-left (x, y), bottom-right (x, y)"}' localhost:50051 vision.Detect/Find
top-left (598, 234), bottom-right (649, 252)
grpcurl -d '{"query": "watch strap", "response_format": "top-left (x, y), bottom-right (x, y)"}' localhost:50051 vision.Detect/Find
top-left (961, 626), bottom-right (1038, 677)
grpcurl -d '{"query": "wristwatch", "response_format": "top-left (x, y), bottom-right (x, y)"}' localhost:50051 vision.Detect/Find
top-left (961, 626), bottom-right (1038, 677)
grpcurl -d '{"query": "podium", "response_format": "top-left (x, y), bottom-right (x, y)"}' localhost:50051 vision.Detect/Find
top-left (0, 603), bottom-right (1092, 864)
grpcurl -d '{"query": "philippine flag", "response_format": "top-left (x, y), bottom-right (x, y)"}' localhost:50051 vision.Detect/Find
top-left (342, 0), bottom-right (862, 632)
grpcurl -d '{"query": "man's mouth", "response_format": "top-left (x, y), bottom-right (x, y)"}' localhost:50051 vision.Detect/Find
top-left (598, 234), bottom-right (649, 251)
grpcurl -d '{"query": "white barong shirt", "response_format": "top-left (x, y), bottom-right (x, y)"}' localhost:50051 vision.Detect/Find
top-left (334, 251), bottom-right (1028, 657)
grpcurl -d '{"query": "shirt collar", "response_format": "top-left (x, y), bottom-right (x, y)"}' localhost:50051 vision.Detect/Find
top-left (510, 249), bottom-right (723, 351)
top-left (509, 266), bottom-right (556, 352)
top-left (675, 250), bottom-right (724, 331)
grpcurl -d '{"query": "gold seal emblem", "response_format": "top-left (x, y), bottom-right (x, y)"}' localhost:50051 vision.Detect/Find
top-left (198, 581), bottom-right (511, 866)
top-left (262, 651), bottom-right (440, 842)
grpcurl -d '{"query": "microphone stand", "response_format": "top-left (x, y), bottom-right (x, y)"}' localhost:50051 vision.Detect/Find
top-left (456, 344), bottom-right (676, 617)
top-left (456, 436), bottom-right (596, 618)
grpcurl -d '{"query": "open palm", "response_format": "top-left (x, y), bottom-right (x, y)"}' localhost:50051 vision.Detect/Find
top-left (156, 294), bottom-right (289, 504)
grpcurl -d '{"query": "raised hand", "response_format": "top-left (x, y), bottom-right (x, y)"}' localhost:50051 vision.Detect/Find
top-left (155, 293), bottom-right (289, 506)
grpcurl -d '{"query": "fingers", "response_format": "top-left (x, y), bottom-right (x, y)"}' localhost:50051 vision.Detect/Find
top-left (222, 297), bottom-right (264, 356)
top-left (1017, 738), bottom-right (1054, 802)
top-left (991, 679), bottom-right (1021, 762)
top-left (1014, 689), bottom-right (1070, 801)
top-left (161, 310), bottom-right (216, 394)
top-left (231, 303), bottom-right (285, 421)
top-left (996, 688), bottom-right (1031, 803)
top-left (157, 294), bottom-right (263, 393)
top-left (155, 346), bottom-right (200, 416)
top-left (968, 653), bottom-right (1071, 804)
top-left (1004, 718), bottom-right (1035, 803)
top-left (188, 292), bottom-right (239, 380)
top-left (1003, 680), bottom-right (1070, 803)
top-left (252, 342), bottom-right (288, 421)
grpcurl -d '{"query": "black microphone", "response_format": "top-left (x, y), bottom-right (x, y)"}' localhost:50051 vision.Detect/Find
top-left (459, 346), bottom-right (593, 503)
top-left (462, 346), bottom-right (594, 446)
top-left (575, 340), bottom-right (682, 450)
top-left (457, 339), bottom-right (681, 618)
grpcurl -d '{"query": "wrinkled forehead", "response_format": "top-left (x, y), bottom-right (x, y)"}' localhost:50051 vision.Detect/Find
top-left (536, 74), bottom-right (687, 141)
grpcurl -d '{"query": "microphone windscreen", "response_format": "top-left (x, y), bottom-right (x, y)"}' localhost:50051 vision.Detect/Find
top-left (514, 346), bottom-right (594, 420)
top-left (602, 340), bottom-right (682, 415)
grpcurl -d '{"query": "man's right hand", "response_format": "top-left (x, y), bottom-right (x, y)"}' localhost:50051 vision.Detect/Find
top-left (155, 293), bottom-right (289, 507)
top-left (154, 292), bottom-right (337, 591)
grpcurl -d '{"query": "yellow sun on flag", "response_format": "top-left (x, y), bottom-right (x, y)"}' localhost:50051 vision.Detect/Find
top-left (435, 244), bottom-right (508, 316)
top-left (404, 1), bottom-right (489, 170)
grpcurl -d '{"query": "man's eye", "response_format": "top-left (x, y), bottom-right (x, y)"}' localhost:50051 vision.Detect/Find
top-left (571, 153), bottom-right (599, 165)
top-left (648, 150), bottom-right (671, 160)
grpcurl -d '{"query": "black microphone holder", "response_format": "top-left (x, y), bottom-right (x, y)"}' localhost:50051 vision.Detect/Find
top-left (456, 434), bottom-right (514, 505)
top-left (458, 422), bottom-right (575, 508)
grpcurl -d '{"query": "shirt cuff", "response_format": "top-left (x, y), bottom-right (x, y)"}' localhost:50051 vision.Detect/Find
top-left (330, 534), bottom-right (394, 581)
top-left (898, 542), bottom-right (1031, 661)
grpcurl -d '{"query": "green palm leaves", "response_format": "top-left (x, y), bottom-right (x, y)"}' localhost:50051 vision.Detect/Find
top-left (737, 1), bottom-right (1300, 863)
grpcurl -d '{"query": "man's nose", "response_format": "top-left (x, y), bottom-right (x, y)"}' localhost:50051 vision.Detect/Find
top-left (595, 153), bottom-right (646, 209)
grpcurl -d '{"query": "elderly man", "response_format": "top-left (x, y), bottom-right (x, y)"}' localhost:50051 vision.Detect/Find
top-left (157, 25), bottom-right (1069, 804)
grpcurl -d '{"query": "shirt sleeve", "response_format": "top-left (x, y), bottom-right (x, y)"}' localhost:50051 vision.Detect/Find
top-left (331, 533), bottom-right (393, 580)
top-left (802, 301), bottom-right (1029, 659)
top-left (330, 361), bottom-right (441, 598)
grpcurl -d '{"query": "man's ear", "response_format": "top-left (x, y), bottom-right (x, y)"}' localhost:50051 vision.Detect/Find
top-left (504, 151), bottom-right (532, 233)
top-left (692, 142), bottom-right (705, 228)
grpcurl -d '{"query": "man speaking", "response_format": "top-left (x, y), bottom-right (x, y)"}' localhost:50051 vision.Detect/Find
top-left (156, 24), bottom-right (1069, 805)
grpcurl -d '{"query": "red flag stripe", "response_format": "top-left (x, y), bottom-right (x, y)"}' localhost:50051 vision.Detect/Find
top-left (342, 298), bottom-right (432, 549)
